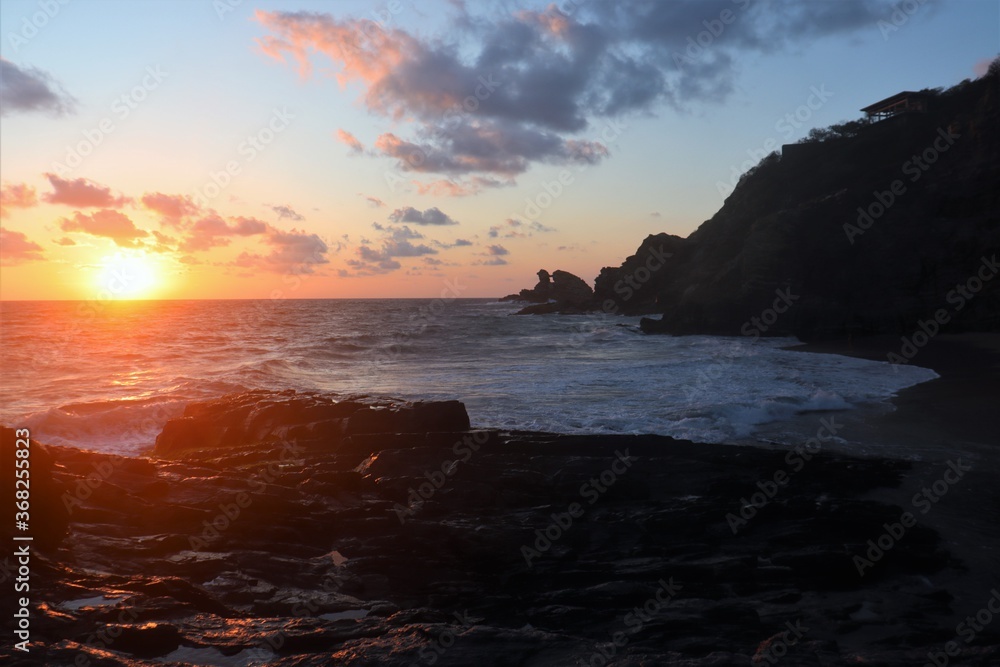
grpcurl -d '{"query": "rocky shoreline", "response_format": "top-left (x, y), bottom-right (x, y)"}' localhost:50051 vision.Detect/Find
top-left (2, 393), bottom-right (999, 666)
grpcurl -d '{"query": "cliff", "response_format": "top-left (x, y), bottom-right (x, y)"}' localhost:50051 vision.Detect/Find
top-left (596, 63), bottom-right (1000, 339)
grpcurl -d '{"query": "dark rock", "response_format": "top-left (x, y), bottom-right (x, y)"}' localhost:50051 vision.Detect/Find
top-left (7, 392), bottom-right (998, 666)
top-left (610, 71), bottom-right (1000, 337)
top-left (501, 268), bottom-right (598, 313)
top-left (1, 426), bottom-right (68, 552)
top-left (154, 392), bottom-right (469, 455)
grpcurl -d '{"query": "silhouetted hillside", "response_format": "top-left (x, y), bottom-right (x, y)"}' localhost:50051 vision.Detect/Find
top-left (595, 61), bottom-right (1000, 339)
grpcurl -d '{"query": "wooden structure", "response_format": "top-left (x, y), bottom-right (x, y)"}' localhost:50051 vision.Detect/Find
top-left (861, 91), bottom-right (931, 122)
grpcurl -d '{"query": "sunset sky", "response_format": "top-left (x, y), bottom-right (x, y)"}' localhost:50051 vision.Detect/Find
top-left (1, 0), bottom-right (996, 300)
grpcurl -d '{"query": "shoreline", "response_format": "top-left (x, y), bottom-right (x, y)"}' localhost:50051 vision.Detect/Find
top-left (787, 332), bottom-right (1000, 457)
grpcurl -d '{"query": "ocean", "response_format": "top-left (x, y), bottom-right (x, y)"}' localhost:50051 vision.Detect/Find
top-left (0, 299), bottom-right (938, 457)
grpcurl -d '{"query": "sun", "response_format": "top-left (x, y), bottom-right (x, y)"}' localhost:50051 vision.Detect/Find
top-left (95, 251), bottom-right (161, 299)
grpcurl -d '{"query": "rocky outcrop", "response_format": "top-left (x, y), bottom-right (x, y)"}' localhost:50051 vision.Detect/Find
top-left (626, 69), bottom-right (1000, 338)
top-left (501, 268), bottom-right (597, 314)
top-left (1, 426), bottom-right (68, 552)
top-left (153, 391), bottom-right (471, 456)
top-left (3, 392), bottom-right (998, 665)
top-left (533, 66), bottom-right (999, 338)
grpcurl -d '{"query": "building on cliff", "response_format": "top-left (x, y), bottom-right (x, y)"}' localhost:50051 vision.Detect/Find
top-left (861, 90), bottom-right (932, 122)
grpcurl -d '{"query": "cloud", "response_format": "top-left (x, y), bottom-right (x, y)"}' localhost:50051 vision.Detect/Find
top-left (360, 193), bottom-right (385, 207)
top-left (59, 210), bottom-right (148, 248)
top-left (472, 242), bottom-right (510, 265)
top-left (0, 227), bottom-right (45, 264)
top-left (0, 183), bottom-right (37, 216)
top-left (255, 9), bottom-right (611, 184)
top-left (271, 204), bottom-right (305, 221)
top-left (412, 176), bottom-right (512, 197)
top-left (345, 223), bottom-right (437, 275)
top-left (141, 192), bottom-right (201, 225)
top-left (974, 57), bottom-right (996, 78)
top-left (256, 2), bottom-right (899, 187)
top-left (389, 206), bottom-right (459, 226)
top-left (53, 236), bottom-right (76, 246)
top-left (0, 59), bottom-right (75, 117)
top-left (179, 214), bottom-right (268, 252)
top-left (488, 218), bottom-right (555, 238)
top-left (235, 228), bottom-right (330, 274)
top-left (435, 236), bottom-right (473, 249)
top-left (44, 174), bottom-right (131, 208)
top-left (147, 230), bottom-right (176, 253)
top-left (336, 129), bottom-right (365, 153)
top-left (263, 229), bottom-right (330, 272)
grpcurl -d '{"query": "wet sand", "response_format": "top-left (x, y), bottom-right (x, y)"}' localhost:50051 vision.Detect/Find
top-left (791, 334), bottom-right (1000, 638)
top-left (789, 333), bottom-right (1000, 457)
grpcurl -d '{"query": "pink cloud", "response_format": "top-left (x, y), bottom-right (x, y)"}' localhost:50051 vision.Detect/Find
top-left (336, 129), bottom-right (364, 153)
top-left (0, 183), bottom-right (37, 216)
top-left (59, 209), bottom-right (148, 247)
top-left (179, 215), bottom-right (269, 252)
top-left (141, 192), bottom-right (201, 225)
top-left (255, 10), bottom-right (417, 101)
top-left (0, 227), bottom-right (45, 264)
top-left (233, 228), bottom-right (330, 274)
top-left (43, 174), bottom-right (131, 208)
top-left (974, 58), bottom-right (995, 78)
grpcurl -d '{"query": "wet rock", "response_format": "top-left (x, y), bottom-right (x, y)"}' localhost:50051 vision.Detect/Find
top-left (5, 392), bottom-right (998, 666)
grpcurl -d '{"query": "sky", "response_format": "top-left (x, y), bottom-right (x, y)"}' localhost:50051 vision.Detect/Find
top-left (0, 0), bottom-right (996, 300)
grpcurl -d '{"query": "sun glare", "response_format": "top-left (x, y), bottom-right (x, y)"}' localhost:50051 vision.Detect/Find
top-left (95, 252), bottom-right (161, 299)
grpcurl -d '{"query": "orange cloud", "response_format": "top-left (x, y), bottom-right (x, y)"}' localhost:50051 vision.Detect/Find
top-left (59, 209), bottom-right (148, 247)
top-left (141, 192), bottom-right (201, 225)
top-left (515, 5), bottom-right (572, 38)
top-left (0, 182), bottom-right (37, 216)
top-left (0, 227), bottom-right (45, 264)
top-left (255, 10), bottom-right (415, 96)
top-left (178, 214), bottom-right (268, 252)
top-left (43, 174), bottom-right (131, 208)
